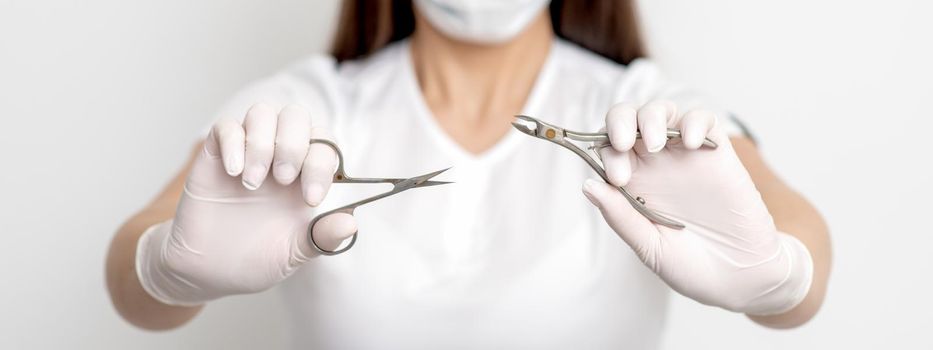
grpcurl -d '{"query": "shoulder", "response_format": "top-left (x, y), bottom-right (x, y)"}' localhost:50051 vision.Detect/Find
top-left (551, 39), bottom-right (708, 104)
top-left (549, 40), bottom-right (663, 94)
top-left (213, 42), bottom-right (408, 127)
top-left (549, 40), bottom-right (627, 93)
top-left (336, 42), bottom-right (407, 86)
top-left (551, 40), bottom-right (748, 136)
top-left (212, 54), bottom-right (341, 127)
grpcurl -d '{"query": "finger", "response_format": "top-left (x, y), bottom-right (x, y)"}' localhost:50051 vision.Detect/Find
top-left (598, 145), bottom-right (636, 187)
top-left (272, 105), bottom-right (312, 185)
top-left (208, 118), bottom-right (245, 176)
top-left (241, 103), bottom-right (277, 190)
top-left (706, 114), bottom-right (732, 147)
top-left (300, 127), bottom-right (338, 206)
top-left (582, 179), bottom-right (660, 265)
top-left (679, 110), bottom-right (717, 150)
top-left (606, 103), bottom-right (639, 151)
top-left (637, 101), bottom-right (677, 153)
top-left (303, 212), bottom-right (359, 256)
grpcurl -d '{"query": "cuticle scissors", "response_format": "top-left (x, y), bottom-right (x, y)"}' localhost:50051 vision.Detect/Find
top-left (510, 115), bottom-right (718, 230)
top-left (307, 139), bottom-right (452, 256)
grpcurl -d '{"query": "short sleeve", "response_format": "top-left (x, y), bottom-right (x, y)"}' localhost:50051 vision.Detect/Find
top-left (200, 55), bottom-right (342, 138)
top-left (615, 59), bottom-right (754, 140)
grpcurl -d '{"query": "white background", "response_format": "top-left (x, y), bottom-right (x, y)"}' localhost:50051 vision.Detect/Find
top-left (1, 0), bottom-right (930, 348)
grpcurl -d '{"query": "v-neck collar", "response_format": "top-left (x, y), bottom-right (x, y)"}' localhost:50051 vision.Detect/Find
top-left (398, 39), bottom-right (558, 165)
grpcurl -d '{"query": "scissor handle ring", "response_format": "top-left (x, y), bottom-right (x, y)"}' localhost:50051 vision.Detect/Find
top-left (303, 138), bottom-right (452, 255)
top-left (309, 138), bottom-right (350, 181)
top-left (306, 139), bottom-right (356, 256)
top-left (308, 207), bottom-right (358, 256)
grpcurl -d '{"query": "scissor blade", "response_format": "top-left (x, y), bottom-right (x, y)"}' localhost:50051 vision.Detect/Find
top-left (396, 167), bottom-right (453, 190)
top-left (413, 167), bottom-right (451, 183)
top-left (416, 180), bottom-right (454, 188)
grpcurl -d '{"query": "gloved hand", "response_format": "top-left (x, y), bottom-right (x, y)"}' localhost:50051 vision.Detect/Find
top-left (583, 101), bottom-right (813, 315)
top-left (136, 104), bottom-right (358, 306)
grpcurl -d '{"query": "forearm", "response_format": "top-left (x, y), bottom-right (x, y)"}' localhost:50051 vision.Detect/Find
top-left (733, 137), bottom-right (832, 328)
top-left (748, 187), bottom-right (830, 328)
top-left (105, 143), bottom-right (203, 330)
top-left (106, 208), bottom-right (202, 330)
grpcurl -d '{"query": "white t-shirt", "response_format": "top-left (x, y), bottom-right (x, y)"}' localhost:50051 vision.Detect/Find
top-left (212, 39), bottom-right (746, 350)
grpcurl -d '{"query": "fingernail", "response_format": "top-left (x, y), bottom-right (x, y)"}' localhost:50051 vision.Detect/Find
top-left (225, 156), bottom-right (242, 176)
top-left (608, 171), bottom-right (629, 187)
top-left (646, 134), bottom-right (665, 153)
top-left (306, 184), bottom-right (324, 206)
top-left (582, 179), bottom-right (600, 206)
top-left (242, 165), bottom-right (266, 190)
top-left (612, 124), bottom-right (629, 139)
top-left (685, 137), bottom-right (701, 150)
top-left (275, 163), bottom-right (298, 181)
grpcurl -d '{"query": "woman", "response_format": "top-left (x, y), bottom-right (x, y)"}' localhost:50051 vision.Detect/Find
top-left (106, 0), bottom-right (831, 348)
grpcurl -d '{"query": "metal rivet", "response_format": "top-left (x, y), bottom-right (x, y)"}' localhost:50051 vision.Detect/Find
top-left (545, 129), bottom-right (556, 139)
top-left (336, 174), bottom-right (344, 180)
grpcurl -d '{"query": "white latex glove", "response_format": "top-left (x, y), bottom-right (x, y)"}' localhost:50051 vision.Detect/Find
top-left (136, 104), bottom-right (358, 306)
top-left (583, 101), bottom-right (813, 315)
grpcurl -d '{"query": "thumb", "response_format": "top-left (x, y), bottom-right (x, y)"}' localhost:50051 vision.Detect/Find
top-left (582, 179), bottom-right (660, 263)
top-left (297, 212), bottom-right (359, 259)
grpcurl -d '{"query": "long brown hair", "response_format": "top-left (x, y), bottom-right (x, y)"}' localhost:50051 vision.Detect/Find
top-left (330, 0), bottom-right (646, 65)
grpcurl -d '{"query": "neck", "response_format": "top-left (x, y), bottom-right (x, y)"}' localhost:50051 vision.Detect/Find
top-left (410, 10), bottom-right (553, 154)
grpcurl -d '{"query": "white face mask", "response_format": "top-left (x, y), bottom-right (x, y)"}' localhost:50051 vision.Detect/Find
top-left (414, 0), bottom-right (551, 44)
